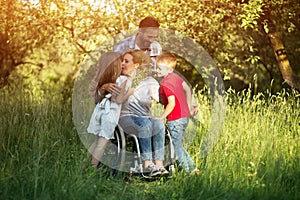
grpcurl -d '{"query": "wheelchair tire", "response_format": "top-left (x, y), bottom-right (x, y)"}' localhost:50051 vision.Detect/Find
top-left (109, 125), bottom-right (126, 177)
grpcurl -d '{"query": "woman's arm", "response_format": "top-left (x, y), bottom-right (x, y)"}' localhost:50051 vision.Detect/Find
top-left (115, 80), bottom-right (134, 104)
top-left (94, 83), bottom-right (122, 104)
top-left (100, 83), bottom-right (121, 95)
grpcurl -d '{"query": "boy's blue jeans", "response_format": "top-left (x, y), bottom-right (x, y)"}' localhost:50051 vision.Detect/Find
top-left (167, 117), bottom-right (196, 172)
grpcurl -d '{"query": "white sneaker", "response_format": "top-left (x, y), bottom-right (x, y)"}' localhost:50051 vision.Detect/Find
top-left (146, 164), bottom-right (161, 177)
top-left (157, 166), bottom-right (169, 177)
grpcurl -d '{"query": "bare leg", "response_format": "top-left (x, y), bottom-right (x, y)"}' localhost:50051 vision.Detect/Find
top-left (154, 160), bottom-right (164, 167)
top-left (83, 139), bottom-right (98, 168)
top-left (84, 139), bottom-right (97, 161)
top-left (91, 136), bottom-right (109, 168)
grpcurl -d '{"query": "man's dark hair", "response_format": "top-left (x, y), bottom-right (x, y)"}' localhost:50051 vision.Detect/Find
top-left (139, 16), bottom-right (160, 28)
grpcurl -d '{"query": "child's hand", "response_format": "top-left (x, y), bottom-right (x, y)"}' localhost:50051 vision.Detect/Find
top-left (190, 104), bottom-right (199, 117)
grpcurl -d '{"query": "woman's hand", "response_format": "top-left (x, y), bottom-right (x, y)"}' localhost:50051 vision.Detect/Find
top-left (101, 83), bottom-right (120, 95)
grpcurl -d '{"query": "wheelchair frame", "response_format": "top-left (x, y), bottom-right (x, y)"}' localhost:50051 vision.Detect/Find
top-left (104, 125), bottom-right (175, 179)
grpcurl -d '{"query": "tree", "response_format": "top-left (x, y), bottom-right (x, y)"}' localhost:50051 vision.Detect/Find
top-left (1, 0), bottom-right (299, 92)
top-left (261, 2), bottom-right (300, 89)
top-left (238, 0), bottom-right (300, 91)
top-left (0, 0), bottom-right (46, 86)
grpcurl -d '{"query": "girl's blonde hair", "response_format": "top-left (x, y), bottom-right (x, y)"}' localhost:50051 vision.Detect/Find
top-left (89, 52), bottom-right (122, 97)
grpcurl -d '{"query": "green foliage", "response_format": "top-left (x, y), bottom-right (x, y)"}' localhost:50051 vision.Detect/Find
top-left (1, 0), bottom-right (299, 92)
top-left (0, 84), bottom-right (299, 199)
top-left (0, 0), bottom-right (119, 88)
top-left (1, 1), bottom-right (299, 199)
top-left (239, 0), bottom-right (265, 29)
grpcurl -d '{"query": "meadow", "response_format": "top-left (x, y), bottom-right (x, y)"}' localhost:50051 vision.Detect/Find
top-left (0, 83), bottom-right (299, 200)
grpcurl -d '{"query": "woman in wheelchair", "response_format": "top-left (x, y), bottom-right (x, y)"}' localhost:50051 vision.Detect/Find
top-left (118, 69), bottom-right (169, 177)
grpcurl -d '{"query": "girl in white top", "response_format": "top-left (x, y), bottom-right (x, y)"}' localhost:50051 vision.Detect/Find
top-left (87, 75), bottom-right (131, 139)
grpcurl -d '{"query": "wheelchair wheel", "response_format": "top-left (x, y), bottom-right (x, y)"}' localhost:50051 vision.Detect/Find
top-left (164, 128), bottom-right (175, 174)
top-left (101, 125), bottom-right (126, 178)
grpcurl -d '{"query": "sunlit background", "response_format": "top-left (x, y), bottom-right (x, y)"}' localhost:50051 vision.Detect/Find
top-left (0, 1), bottom-right (299, 199)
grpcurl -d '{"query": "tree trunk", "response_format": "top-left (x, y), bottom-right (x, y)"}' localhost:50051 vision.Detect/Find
top-left (267, 32), bottom-right (300, 89)
top-left (262, 4), bottom-right (300, 89)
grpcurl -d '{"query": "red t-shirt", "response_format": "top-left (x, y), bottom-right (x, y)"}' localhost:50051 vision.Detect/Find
top-left (159, 73), bottom-right (190, 121)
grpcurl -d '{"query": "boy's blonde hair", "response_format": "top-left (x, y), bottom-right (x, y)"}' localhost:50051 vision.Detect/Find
top-left (157, 52), bottom-right (177, 70)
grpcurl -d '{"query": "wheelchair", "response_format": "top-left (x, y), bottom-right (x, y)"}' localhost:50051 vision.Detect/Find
top-left (100, 125), bottom-right (175, 180)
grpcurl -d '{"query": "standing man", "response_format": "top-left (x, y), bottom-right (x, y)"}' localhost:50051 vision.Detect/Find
top-left (113, 16), bottom-right (162, 68)
top-left (113, 17), bottom-right (166, 176)
top-left (104, 17), bottom-right (162, 96)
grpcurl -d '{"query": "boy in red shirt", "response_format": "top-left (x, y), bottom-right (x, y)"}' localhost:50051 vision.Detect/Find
top-left (156, 52), bottom-right (199, 174)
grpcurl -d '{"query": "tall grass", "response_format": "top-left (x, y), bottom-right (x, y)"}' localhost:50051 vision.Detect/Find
top-left (0, 84), bottom-right (299, 200)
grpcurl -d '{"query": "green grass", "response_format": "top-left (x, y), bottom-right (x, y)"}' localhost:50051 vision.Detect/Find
top-left (0, 84), bottom-right (299, 200)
